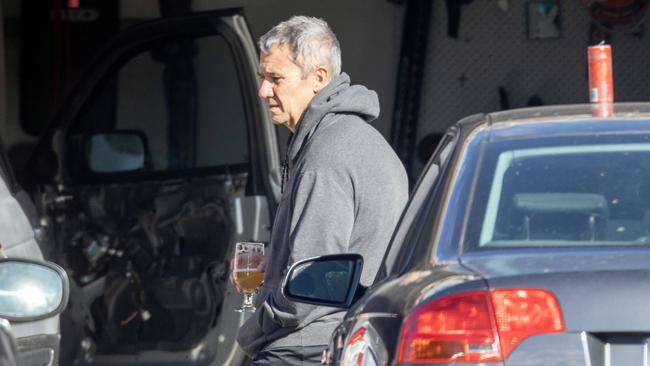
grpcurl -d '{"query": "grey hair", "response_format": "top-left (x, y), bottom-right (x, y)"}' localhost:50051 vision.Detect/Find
top-left (259, 16), bottom-right (341, 78)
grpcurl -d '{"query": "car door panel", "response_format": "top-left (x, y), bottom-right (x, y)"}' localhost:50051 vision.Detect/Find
top-left (22, 10), bottom-right (278, 366)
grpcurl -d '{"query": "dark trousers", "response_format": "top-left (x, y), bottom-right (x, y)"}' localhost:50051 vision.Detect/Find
top-left (252, 345), bottom-right (326, 366)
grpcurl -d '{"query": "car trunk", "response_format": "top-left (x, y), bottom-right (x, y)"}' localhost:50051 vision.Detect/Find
top-left (461, 248), bottom-right (650, 365)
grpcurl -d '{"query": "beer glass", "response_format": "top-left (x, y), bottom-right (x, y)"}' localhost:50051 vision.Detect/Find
top-left (233, 242), bottom-right (265, 312)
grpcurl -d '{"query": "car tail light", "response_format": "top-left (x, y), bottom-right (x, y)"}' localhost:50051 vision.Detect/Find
top-left (397, 289), bottom-right (564, 363)
top-left (491, 289), bottom-right (564, 357)
top-left (347, 327), bottom-right (366, 346)
top-left (342, 327), bottom-right (367, 366)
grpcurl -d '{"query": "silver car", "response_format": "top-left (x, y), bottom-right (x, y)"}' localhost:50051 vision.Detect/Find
top-left (0, 258), bottom-right (69, 366)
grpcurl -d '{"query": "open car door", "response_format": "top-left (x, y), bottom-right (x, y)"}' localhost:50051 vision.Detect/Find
top-left (24, 9), bottom-right (280, 366)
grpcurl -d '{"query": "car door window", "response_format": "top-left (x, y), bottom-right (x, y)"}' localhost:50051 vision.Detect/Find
top-left (377, 133), bottom-right (456, 279)
top-left (70, 33), bottom-right (249, 175)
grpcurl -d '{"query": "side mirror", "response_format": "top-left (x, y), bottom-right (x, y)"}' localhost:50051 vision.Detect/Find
top-left (282, 254), bottom-right (364, 308)
top-left (0, 258), bottom-right (69, 322)
top-left (84, 131), bottom-right (148, 173)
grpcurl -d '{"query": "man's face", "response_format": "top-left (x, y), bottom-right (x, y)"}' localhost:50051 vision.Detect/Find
top-left (258, 44), bottom-right (318, 131)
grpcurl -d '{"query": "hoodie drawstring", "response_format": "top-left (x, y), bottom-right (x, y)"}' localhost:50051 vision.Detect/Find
top-left (281, 134), bottom-right (293, 194)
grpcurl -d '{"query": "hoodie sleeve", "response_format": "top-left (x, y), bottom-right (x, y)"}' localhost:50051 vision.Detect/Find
top-left (237, 170), bottom-right (354, 355)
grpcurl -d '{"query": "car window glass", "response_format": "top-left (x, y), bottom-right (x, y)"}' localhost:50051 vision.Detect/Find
top-left (465, 133), bottom-right (650, 250)
top-left (379, 134), bottom-right (455, 278)
top-left (71, 33), bottom-right (249, 174)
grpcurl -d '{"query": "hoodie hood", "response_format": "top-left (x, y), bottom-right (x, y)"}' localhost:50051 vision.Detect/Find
top-left (287, 72), bottom-right (380, 162)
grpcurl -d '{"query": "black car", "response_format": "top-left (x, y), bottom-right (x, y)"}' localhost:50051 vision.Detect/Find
top-left (284, 103), bottom-right (650, 366)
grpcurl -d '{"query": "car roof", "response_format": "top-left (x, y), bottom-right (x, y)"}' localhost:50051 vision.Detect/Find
top-left (451, 103), bottom-right (650, 142)
top-left (487, 102), bottom-right (650, 125)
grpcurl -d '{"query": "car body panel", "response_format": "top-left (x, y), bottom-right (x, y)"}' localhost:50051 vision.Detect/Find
top-left (505, 333), bottom-right (585, 366)
top-left (462, 249), bottom-right (650, 332)
top-left (304, 104), bottom-right (650, 366)
top-left (0, 319), bottom-right (21, 366)
top-left (0, 138), bottom-right (58, 365)
top-left (0, 257), bottom-right (70, 366)
top-left (330, 265), bottom-right (484, 366)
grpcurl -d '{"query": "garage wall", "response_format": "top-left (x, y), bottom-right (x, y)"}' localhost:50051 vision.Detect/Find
top-left (0, 0), bottom-right (403, 151)
top-left (117, 0), bottom-right (405, 138)
top-left (418, 0), bottom-right (650, 140)
top-left (239, 0), bottom-right (405, 138)
top-left (0, 0), bottom-right (30, 149)
top-left (0, 3), bottom-right (5, 133)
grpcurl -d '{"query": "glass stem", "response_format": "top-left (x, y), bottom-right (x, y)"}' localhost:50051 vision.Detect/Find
top-left (244, 293), bottom-right (254, 308)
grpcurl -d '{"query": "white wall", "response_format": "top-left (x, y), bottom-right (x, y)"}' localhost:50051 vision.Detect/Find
top-left (121, 0), bottom-right (405, 138)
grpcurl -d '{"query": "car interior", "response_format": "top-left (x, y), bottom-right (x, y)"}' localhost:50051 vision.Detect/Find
top-left (477, 143), bottom-right (650, 247)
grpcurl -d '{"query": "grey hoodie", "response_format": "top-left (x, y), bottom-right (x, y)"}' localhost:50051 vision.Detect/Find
top-left (237, 73), bottom-right (408, 355)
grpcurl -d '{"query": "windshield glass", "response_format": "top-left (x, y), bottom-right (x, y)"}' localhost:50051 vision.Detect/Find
top-left (465, 132), bottom-right (650, 251)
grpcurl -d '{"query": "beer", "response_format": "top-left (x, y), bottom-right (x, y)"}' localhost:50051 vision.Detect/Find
top-left (234, 269), bottom-right (264, 294)
top-left (233, 241), bottom-right (265, 312)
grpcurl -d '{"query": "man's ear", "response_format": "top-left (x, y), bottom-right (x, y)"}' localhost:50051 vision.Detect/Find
top-left (312, 66), bottom-right (330, 93)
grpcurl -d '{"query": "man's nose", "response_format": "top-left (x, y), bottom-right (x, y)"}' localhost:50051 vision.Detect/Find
top-left (258, 79), bottom-right (273, 99)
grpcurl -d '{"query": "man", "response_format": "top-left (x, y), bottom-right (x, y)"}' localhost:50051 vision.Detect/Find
top-left (236, 16), bottom-right (408, 365)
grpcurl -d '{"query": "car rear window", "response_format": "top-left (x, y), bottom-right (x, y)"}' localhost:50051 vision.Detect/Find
top-left (464, 133), bottom-right (650, 250)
